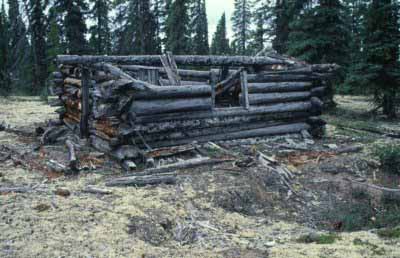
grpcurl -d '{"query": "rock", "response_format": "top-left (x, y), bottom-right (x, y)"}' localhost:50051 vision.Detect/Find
top-left (55, 188), bottom-right (71, 197)
top-left (33, 203), bottom-right (51, 212)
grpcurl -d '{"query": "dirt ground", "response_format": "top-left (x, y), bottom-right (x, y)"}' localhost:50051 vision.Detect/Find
top-left (1, 95), bottom-right (400, 258)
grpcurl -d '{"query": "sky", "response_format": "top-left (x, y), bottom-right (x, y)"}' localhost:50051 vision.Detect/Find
top-left (206, 0), bottom-right (235, 40)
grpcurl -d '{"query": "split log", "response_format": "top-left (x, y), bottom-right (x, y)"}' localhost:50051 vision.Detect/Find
top-left (134, 101), bottom-right (312, 123)
top-left (130, 97), bottom-right (212, 115)
top-left (241, 92), bottom-right (311, 106)
top-left (57, 55), bottom-right (290, 66)
top-left (248, 82), bottom-right (312, 93)
top-left (106, 173), bottom-right (177, 187)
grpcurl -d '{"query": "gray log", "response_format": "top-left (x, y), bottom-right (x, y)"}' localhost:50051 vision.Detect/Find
top-left (149, 122), bottom-right (310, 148)
top-left (57, 55), bottom-right (289, 66)
top-left (132, 84), bottom-right (211, 100)
top-left (134, 101), bottom-right (312, 123)
top-left (105, 173), bottom-right (177, 187)
top-left (159, 78), bottom-right (205, 86)
top-left (119, 65), bottom-right (211, 81)
top-left (66, 139), bottom-right (79, 171)
top-left (241, 92), bottom-right (311, 105)
top-left (130, 98), bottom-right (212, 115)
top-left (123, 111), bottom-right (310, 135)
top-left (248, 73), bottom-right (315, 83)
top-left (248, 82), bottom-right (312, 93)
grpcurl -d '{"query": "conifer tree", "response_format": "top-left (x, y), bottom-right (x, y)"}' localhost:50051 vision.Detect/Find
top-left (7, 0), bottom-right (32, 91)
top-left (29, 0), bottom-right (48, 94)
top-left (46, 7), bottom-right (63, 73)
top-left (89, 0), bottom-right (111, 55)
top-left (287, 0), bottom-right (349, 65)
top-left (165, 0), bottom-right (190, 54)
top-left (152, 0), bottom-right (165, 53)
top-left (55, 0), bottom-right (88, 55)
top-left (231, 0), bottom-right (253, 55)
top-left (211, 13), bottom-right (230, 55)
top-left (190, 0), bottom-right (209, 55)
top-left (0, 0), bottom-right (10, 95)
top-left (362, 0), bottom-right (400, 117)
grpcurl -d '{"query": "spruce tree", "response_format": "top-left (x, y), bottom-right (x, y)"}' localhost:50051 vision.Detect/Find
top-left (231, 0), bottom-right (253, 55)
top-left (190, 0), bottom-right (209, 55)
top-left (7, 0), bottom-right (32, 92)
top-left (362, 0), bottom-right (400, 117)
top-left (165, 0), bottom-right (190, 54)
top-left (55, 0), bottom-right (89, 55)
top-left (112, 0), bottom-right (129, 54)
top-left (287, 0), bottom-right (349, 65)
top-left (152, 0), bottom-right (165, 53)
top-left (46, 7), bottom-right (63, 73)
top-left (29, 0), bottom-right (48, 94)
top-left (0, 0), bottom-right (10, 96)
top-left (89, 0), bottom-right (111, 55)
top-left (211, 13), bottom-right (230, 55)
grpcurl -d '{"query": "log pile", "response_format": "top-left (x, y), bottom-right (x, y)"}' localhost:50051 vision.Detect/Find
top-left (52, 53), bottom-right (337, 166)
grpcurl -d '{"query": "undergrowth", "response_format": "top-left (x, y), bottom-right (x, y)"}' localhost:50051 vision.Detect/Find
top-left (375, 144), bottom-right (400, 175)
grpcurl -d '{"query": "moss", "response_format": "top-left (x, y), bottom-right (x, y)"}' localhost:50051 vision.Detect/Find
top-left (377, 227), bottom-right (400, 239)
top-left (297, 233), bottom-right (341, 244)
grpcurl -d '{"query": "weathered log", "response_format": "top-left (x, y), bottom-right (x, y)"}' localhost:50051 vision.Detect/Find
top-left (132, 84), bottom-right (211, 100)
top-left (90, 135), bottom-right (112, 153)
top-left (240, 92), bottom-right (311, 105)
top-left (52, 71), bottom-right (63, 79)
top-left (64, 77), bottom-right (81, 87)
top-left (144, 144), bottom-right (195, 159)
top-left (134, 101), bottom-right (312, 123)
top-left (134, 119), bottom-right (308, 145)
top-left (311, 86), bottom-right (326, 97)
top-left (248, 82), bottom-right (312, 93)
top-left (80, 68), bottom-right (90, 138)
top-left (110, 145), bottom-right (140, 161)
top-left (82, 186), bottom-right (113, 195)
top-left (106, 173), bottom-right (177, 187)
top-left (57, 55), bottom-right (290, 66)
top-left (240, 71), bottom-right (250, 109)
top-left (310, 97), bottom-right (324, 115)
top-left (130, 97), bottom-right (212, 115)
top-left (129, 157), bottom-right (233, 177)
top-left (216, 67), bottom-right (243, 96)
top-left (149, 122), bottom-right (310, 148)
top-left (121, 160), bottom-right (137, 171)
top-left (121, 111), bottom-right (310, 135)
top-left (0, 187), bottom-right (32, 193)
top-left (119, 65), bottom-right (211, 80)
top-left (248, 73), bottom-right (315, 83)
top-left (160, 52), bottom-right (181, 85)
top-left (66, 139), bottom-right (79, 171)
top-left (159, 78), bottom-right (205, 86)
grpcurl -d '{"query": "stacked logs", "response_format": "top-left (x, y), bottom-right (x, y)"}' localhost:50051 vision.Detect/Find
top-left (52, 54), bottom-right (337, 165)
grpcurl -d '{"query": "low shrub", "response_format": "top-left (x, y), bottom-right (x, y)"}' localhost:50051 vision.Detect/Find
top-left (375, 144), bottom-right (400, 175)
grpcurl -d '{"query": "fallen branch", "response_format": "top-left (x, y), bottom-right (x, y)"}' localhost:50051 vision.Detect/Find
top-left (132, 157), bottom-right (234, 177)
top-left (106, 173), bottom-right (177, 187)
top-left (347, 178), bottom-right (400, 193)
top-left (336, 124), bottom-right (400, 139)
top-left (82, 186), bottom-right (113, 195)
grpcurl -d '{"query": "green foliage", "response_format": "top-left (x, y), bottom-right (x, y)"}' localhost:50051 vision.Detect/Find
top-left (211, 13), bottom-right (230, 55)
top-left (0, 1), bottom-right (10, 96)
top-left (374, 144), bottom-right (400, 175)
top-left (165, 0), bottom-right (191, 54)
top-left (297, 233), bottom-right (341, 244)
top-left (89, 0), bottom-right (111, 55)
top-left (231, 0), bottom-right (253, 55)
top-left (189, 0), bottom-right (209, 55)
top-left (377, 227), bottom-right (400, 239)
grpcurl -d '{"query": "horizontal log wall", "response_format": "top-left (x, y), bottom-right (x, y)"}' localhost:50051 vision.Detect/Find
top-left (53, 54), bottom-right (335, 164)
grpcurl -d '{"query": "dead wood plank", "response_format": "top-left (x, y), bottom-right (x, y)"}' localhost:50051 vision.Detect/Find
top-left (80, 68), bottom-right (90, 138)
top-left (240, 70), bottom-right (250, 109)
top-left (160, 52), bottom-right (181, 85)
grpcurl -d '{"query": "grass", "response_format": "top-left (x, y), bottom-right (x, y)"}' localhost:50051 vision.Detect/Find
top-left (374, 144), bottom-right (400, 175)
top-left (297, 233), bottom-right (341, 244)
top-left (353, 238), bottom-right (386, 255)
top-left (377, 227), bottom-right (400, 239)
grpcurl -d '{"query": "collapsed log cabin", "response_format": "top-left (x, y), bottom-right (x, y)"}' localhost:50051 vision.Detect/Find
top-left (52, 53), bottom-right (338, 166)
